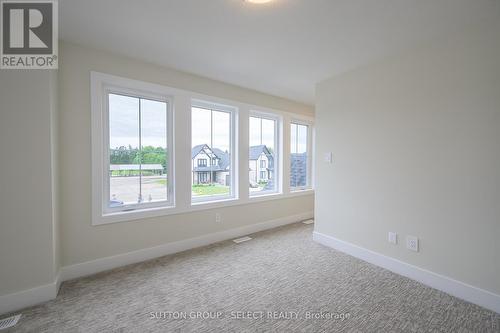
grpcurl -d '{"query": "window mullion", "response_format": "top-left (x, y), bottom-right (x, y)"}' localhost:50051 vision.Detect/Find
top-left (210, 110), bottom-right (213, 184)
top-left (138, 98), bottom-right (142, 203)
top-left (165, 102), bottom-right (169, 200)
top-left (296, 125), bottom-right (298, 154)
top-left (260, 117), bottom-right (263, 145)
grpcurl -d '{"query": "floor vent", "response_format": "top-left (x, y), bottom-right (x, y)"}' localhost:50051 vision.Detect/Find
top-left (233, 236), bottom-right (252, 244)
top-left (0, 314), bottom-right (21, 330)
top-left (302, 219), bottom-right (314, 225)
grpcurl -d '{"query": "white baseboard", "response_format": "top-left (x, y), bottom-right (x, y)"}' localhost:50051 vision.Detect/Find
top-left (0, 272), bottom-right (61, 316)
top-left (61, 211), bottom-right (313, 282)
top-left (0, 212), bottom-right (312, 316)
top-left (313, 231), bottom-right (500, 314)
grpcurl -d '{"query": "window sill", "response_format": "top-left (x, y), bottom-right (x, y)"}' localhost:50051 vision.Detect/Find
top-left (95, 205), bottom-right (177, 226)
top-left (248, 191), bottom-right (283, 202)
top-left (290, 188), bottom-right (314, 195)
top-left (191, 197), bottom-right (239, 209)
top-left (93, 190), bottom-right (314, 226)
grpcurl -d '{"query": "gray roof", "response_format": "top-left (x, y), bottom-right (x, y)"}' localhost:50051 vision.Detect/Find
top-left (191, 144), bottom-right (207, 159)
top-left (193, 166), bottom-right (225, 172)
top-left (249, 145), bottom-right (274, 171)
top-left (211, 147), bottom-right (230, 170)
top-left (249, 145), bottom-right (269, 160)
top-left (290, 153), bottom-right (307, 187)
top-left (192, 144), bottom-right (230, 171)
top-left (192, 144), bottom-right (276, 172)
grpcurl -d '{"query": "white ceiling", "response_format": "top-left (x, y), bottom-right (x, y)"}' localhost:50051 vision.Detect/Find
top-left (60, 0), bottom-right (500, 105)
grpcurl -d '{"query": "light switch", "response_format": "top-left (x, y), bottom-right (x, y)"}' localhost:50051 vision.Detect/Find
top-left (324, 152), bottom-right (333, 163)
top-left (388, 232), bottom-right (397, 244)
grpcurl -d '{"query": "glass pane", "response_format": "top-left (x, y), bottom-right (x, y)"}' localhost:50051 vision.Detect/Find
top-left (249, 117), bottom-right (261, 147)
top-left (192, 107), bottom-right (211, 147)
top-left (109, 94), bottom-right (140, 207)
top-left (290, 123), bottom-right (297, 153)
top-left (297, 124), bottom-right (308, 153)
top-left (290, 123), bottom-right (308, 188)
top-left (212, 111), bottom-right (230, 153)
top-left (192, 107), bottom-right (231, 199)
top-left (249, 116), bottom-right (277, 195)
top-left (261, 119), bottom-right (275, 151)
top-left (140, 99), bottom-right (168, 203)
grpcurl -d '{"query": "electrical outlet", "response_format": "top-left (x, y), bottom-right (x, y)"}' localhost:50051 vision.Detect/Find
top-left (215, 213), bottom-right (221, 223)
top-left (388, 232), bottom-right (397, 244)
top-left (406, 236), bottom-right (419, 252)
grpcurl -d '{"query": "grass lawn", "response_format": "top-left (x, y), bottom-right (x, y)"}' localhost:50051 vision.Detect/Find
top-left (155, 180), bottom-right (230, 196)
top-left (192, 184), bottom-right (230, 196)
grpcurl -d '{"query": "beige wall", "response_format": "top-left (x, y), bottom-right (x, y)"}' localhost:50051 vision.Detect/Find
top-left (50, 70), bottom-right (61, 280)
top-left (59, 42), bottom-right (314, 267)
top-left (0, 70), bottom-right (59, 295)
top-left (315, 20), bottom-right (500, 295)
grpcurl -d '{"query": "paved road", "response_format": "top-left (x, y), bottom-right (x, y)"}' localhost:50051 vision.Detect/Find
top-left (110, 175), bottom-right (167, 204)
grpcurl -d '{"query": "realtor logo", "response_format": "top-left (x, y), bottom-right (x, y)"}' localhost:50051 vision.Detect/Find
top-left (1, 0), bottom-right (58, 69)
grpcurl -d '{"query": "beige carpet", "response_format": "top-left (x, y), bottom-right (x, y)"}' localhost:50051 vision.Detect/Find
top-left (2, 222), bottom-right (499, 332)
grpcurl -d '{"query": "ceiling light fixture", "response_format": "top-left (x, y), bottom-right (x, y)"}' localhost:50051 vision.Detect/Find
top-left (244, 0), bottom-right (274, 4)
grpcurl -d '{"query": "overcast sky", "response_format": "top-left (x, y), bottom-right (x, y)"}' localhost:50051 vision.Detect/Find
top-left (109, 94), bottom-right (167, 148)
top-left (249, 116), bottom-right (275, 151)
top-left (191, 107), bottom-right (230, 151)
top-left (291, 123), bottom-right (308, 153)
top-left (109, 94), bottom-right (306, 153)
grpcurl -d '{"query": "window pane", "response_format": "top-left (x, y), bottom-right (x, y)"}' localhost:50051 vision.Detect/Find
top-left (212, 111), bottom-right (230, 152)
top-left (108, 94), bottom-right (168, 208)
top-left (249, 116), bottom-right (277, 195)
top-left (261, 118), bottom-right (275, 151)
top-left (109, 94), bottom-right (140, 206)
top-left (249, 117), bottom-right (261, 146)
top-left (140, 99), bottom-right (168, 203)
top-left (290, 123), bottom-right (308, 188)
top-left (290, 123), bottom-right (297, 153)
top-left (297, 124), bottom-right (308, 153)
top-left (192, 107), bottom-right (232, 199)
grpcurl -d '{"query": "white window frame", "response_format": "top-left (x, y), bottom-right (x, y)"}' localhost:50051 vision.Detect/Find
top-left (91, 72), bottom-right (175, 225)
top-left (290, 119), bottom-right (313, 191)
top-left (91, 72), bottom-right (314, 226)
top-left (248, 111), bottom-right (282, 197)
top-left (191, 99), bottom-right (238, 204)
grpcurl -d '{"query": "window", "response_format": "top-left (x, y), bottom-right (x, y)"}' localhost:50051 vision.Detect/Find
top-left (191, 101), bottom-right (236, 202)
top-left (92, 73), bottom-right (176, 225)
top-left (198, 159), bottom-right (207, 167)
top-left (290, 122), bottom-right (310, 189)
top-left (106, 92), bottom-right (169, 211)
top-left (106, 92), bottom-right (172, 213)
top-left (249, 115), bottom-right (279, 195)
top-left (92, 72), bottom-right (313, 226)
